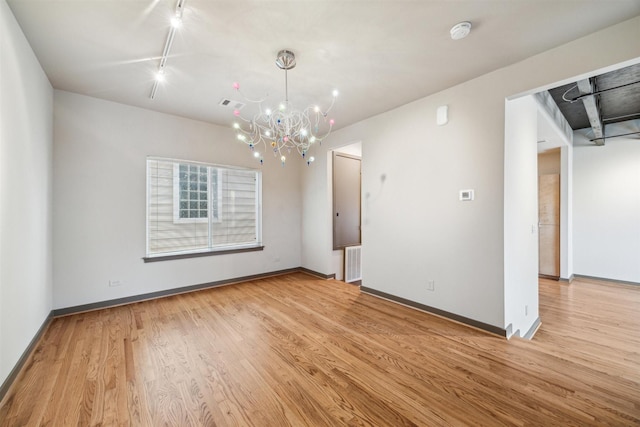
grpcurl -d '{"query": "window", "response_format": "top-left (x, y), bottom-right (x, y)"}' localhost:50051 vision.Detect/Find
top-left (146, 157), bottom-right (262, 260)
top-left (172, 163), bottom-right (221, 223)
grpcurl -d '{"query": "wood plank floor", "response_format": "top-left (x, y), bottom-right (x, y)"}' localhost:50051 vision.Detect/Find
top-left (1, 273), bottom-right (639, 426)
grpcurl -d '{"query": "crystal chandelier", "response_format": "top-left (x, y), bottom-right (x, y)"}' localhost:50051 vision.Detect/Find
top-left (232, 49), bottom-right (338, 166)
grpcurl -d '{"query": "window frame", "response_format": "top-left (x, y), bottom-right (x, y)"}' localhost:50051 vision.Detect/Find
top-left (172, 163), bottom-right (222, 224)
top-left (145, 157), bottom-right (263, 262)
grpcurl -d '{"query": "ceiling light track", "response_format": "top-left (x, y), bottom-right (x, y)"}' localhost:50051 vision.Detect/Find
top-left (150, 0), bottom-right (186, 100)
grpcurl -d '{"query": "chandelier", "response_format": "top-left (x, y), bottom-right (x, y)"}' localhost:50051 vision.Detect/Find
top-left (232, 49), bottom-right (338, 166)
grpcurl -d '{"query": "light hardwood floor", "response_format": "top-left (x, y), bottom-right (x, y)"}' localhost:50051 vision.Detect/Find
top-left (1, 273), bottom-right (639, 426)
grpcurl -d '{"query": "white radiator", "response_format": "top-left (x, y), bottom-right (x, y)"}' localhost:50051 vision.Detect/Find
top-left (344, 245), bottom-right (362, 283)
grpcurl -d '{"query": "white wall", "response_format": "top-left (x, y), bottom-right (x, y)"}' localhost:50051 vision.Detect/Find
top-left (307, 80), bottom-right (509, 328)
top-left (302, 16), bottom-right (640, 331)
top-left (301, 150), bottom-right (333, 276)
top-left (0, 0), bottom-right (53, 386)
top-left (573, 121), bottom-right (640, 283)
top-left (504, 96), bottom-right (539, 337)
top-left (334, 142), bottom-right (362, 157)
top-left (53, 91), bottom-right (302, 309)
top-left (560, 145), bottom-right (574, 279)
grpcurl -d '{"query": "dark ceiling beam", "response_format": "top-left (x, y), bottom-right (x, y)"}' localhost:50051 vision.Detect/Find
top-left (577, 78), bottom-right (605, 145)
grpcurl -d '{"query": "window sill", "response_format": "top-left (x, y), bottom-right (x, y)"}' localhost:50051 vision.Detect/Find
top-left (143, 246), bottom-right (264, 263)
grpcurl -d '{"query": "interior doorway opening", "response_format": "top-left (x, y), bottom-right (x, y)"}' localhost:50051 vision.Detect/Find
top-left (330, 142), bottom-right (362, 282)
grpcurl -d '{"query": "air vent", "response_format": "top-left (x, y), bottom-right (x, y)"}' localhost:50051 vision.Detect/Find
top-left (218, 98), bottom-right (245, 110)
top-left (344, 245), bottom-right (362, 283)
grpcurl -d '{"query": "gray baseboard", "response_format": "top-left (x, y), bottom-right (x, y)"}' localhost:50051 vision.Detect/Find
top-left (360, 286), bottom-right (507, 337)
top-left (52, 267), bottom-right (335, 317)
top-left (574, 274), bottom-right (639, 286)
top-left (522, 317), bottom-right (542, 340)
top-left (0, 311), bottom-right (53, 403)
top-left (299, 267), bottom-right (336, 280)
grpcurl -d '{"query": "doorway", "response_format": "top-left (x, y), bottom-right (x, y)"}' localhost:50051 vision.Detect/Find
top-left (333, 151), bottom-right (361, 249)
top-left (538, 171), bottom-right (560, 278)
top-left (331, 142), bottom-right (362, 282)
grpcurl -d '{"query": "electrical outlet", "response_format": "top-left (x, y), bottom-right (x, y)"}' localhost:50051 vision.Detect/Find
top-left (109, 280), bottom-right (122, 287)
top-left (427, 280), bottom-right (435, 291)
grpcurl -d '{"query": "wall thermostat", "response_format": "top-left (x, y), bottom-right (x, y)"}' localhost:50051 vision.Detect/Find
top-left (460, 189), bottom-right (474, 201)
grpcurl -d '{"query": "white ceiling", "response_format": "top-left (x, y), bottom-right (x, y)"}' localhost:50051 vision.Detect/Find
top-left (537, 109), bottom-right (565, 153)
top-left (7, 0), bottom-right (640, 130)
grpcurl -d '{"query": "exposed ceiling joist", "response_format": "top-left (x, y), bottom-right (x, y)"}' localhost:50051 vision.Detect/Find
top-left (577, 78), bottom-right (605, 145)
top-left (548, 63), bottom-right (640, 143)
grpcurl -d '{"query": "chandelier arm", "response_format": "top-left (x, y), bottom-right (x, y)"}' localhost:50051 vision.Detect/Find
top-left (235, 89), bottom-right (269, 104)
top-left (313, 112), bottom-right (321, 132)
top-left (235, 115), bottom-right (255, 124)
top-left (311, 120), bottom-right (333, 142)
top-left (323, 96), bottom-right (336, 115)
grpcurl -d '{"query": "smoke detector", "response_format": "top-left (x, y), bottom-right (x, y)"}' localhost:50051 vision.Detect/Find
top-left (450, 21), bottom-right (472, 40)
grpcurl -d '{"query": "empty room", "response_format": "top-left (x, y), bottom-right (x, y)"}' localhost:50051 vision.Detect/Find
top-left (1, 0), bottom-right (639, 425)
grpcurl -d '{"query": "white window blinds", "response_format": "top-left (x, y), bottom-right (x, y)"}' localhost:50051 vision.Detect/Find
top-left (146, 157), bottom-right (262, 258)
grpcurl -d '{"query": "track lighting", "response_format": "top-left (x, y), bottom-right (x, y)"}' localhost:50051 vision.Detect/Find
top-left (150, 0), bottom-right (186, 99)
